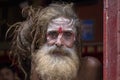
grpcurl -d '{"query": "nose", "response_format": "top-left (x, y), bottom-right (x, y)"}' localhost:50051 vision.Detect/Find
top-left (55, 34), bottom-right (63, 47)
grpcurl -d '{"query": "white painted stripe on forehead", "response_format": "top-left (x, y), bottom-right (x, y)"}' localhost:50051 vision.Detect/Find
top-left (47, 28), bottom-right (74, 32)
top-left (47, 17), bottom-right (76, 33)
top-left (52, 17), bottom-right (72, 24)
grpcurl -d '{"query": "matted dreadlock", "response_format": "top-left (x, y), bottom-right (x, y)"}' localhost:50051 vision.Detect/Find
top-left (7, 2), bottom-right (82, 80)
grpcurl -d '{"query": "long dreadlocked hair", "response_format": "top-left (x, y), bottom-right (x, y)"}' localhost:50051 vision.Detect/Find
top-left (7, 2), bottom-right (82, 80)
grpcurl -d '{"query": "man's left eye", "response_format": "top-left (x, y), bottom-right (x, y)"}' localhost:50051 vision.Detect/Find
top-left (63, 31), bottom-right (73, 39)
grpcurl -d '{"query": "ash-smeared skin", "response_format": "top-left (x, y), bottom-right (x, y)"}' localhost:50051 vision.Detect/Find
top-left (47, 17), bottom-right (76, 48)
top-left (47, 17), bottom-right (76, 33)
top-left (35, 17), bottom-right (79, 80)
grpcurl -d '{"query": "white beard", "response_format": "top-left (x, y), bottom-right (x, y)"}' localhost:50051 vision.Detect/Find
top-left (33, 44), bottom-right (80, 80)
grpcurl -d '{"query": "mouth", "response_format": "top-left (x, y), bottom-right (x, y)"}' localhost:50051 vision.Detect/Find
top-left (51, 49), bottom-right (68, 57)
top-left (52, 50), bottom-right (63, 56)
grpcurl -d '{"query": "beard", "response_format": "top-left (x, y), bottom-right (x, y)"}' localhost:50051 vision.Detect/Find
top-left (33, 44), bottom-right (80, 80)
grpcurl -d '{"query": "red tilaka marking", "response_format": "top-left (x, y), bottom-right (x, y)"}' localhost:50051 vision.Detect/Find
top-left (58, 27), bottom-right (62, 33)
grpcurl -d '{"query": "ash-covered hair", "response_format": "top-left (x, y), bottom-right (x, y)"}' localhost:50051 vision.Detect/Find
top-left (7, 2), bottom-right (82, 80)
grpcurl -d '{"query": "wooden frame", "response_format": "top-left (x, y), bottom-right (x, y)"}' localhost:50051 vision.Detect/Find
top-left (104, 0), bottom-right (120, 80)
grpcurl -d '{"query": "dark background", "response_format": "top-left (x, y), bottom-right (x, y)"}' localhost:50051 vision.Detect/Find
top-left (0, 0), bottom-right (103, 79)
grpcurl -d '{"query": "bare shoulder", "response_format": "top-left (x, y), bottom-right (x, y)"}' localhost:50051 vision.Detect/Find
top-left (78, 56), bottom-right (102, 80)
top-left (82, 56), bottom-right (102, 68)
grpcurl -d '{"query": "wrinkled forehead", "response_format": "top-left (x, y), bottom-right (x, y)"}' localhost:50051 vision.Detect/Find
top-left (47, 17), bottom-right (76, 32)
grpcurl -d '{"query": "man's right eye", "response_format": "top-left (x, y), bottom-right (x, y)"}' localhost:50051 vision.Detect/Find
top-left (47, 31), bottom-right (58, 39)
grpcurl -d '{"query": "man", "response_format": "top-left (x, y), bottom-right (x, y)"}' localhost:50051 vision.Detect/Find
top-left (9, 2), bottom-right (102, 80)
top-left (0, 63), bottom-right (20, 80)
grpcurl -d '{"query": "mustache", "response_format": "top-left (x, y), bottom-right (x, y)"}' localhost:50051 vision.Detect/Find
top-left (48, 45), bottom-right (74, 56)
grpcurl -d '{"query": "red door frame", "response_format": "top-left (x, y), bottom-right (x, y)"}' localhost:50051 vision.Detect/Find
top-left (104, 0), bottom-right (120, 80)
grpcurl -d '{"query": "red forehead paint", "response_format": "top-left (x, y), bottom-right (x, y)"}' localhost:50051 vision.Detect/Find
top-left (58, 27), bottom-right (62, 33)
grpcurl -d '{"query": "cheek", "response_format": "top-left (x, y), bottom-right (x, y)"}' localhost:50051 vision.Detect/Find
top-left (46, 36), bottom-right (55, 45)
top-left (64, 38), bottom-right (75, 48)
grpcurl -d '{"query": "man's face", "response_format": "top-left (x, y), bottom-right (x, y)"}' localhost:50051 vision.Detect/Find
top-left (47, 17), bottom-right (76, 48)
top-left (34, 17), bottom-right (79, 80)
top-left (0, 68), bottom-right (15, 80)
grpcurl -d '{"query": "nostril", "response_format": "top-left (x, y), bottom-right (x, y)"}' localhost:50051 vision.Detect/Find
top-left (55, 44), bottom-right (61, 47)
top-left (55, 42), bottom-right (62, 47)
top-left (55, 40), bottom-right (63, 47)
top-left (55, 40), bottom-right (61, 46)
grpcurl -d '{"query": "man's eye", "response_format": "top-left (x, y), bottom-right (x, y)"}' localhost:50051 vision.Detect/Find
top-left (63, 31), bottom-right (73, 39)
top-left (48, 31), bottom-right (58, 39)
